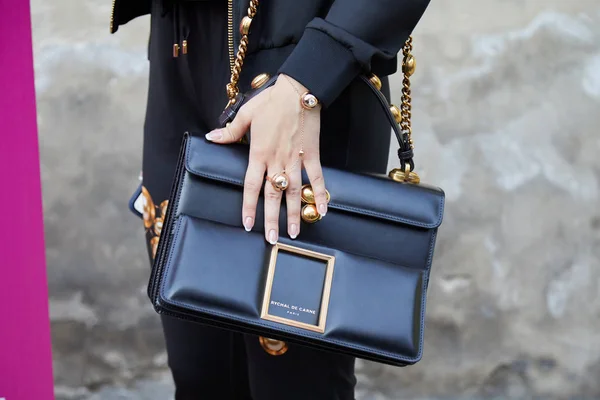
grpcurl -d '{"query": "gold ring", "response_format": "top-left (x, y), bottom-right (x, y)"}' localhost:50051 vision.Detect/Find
top-left (266, 171), bottom-right (289, 192)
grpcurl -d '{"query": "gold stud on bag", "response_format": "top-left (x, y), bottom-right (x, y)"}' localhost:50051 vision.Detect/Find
top-left (251, 73), bottom-right (271, 89)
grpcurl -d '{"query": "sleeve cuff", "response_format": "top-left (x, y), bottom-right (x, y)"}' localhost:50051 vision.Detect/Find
top-left (278, 26), bottom-right (361, 108)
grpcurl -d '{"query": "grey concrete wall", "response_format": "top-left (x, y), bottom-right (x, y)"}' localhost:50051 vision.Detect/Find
top-left (34, 1), bottom-right (600, 399)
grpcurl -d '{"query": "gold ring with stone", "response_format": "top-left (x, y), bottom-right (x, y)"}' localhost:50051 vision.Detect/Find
top-left (266, 171), bottom-right (289, 192)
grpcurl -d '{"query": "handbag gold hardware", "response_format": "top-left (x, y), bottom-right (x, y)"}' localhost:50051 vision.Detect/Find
top-left (239, 16), bottom-right (253, 35)
top-left (399, 36), bottom-right (416, 152)
top-left (368, 73), bottom-right (382, 91)
top-left (260, 243), bottom-right (335, 333)
top-left (258, 336), bottom-right (289, 356)
top-left (389, 104), bottom-right (402, 124)
top-left (251, 73), bottom-right (271, 89)
top-left (389, 164), bottom-right (420, 184)
top-left (381, 36), bottom-right (421, 183)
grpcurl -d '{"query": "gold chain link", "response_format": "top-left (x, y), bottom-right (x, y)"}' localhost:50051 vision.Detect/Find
top-left (226, 0), bottom-right (259, 102)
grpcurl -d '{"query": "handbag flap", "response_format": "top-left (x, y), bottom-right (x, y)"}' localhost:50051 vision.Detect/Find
top-left (184, 135), bottom-right (444, 229)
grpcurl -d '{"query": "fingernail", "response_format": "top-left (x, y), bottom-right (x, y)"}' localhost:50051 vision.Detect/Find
top-left (205, 130), bottom-right (223, 141)
top-left (289, 224), bottom-right (298, 239)
top-left (319, 204), bottom-right (327, 216)
top-left (244, 217), bottom-right (254, 232)
top-left (268, 229), bottom-right (278, 245)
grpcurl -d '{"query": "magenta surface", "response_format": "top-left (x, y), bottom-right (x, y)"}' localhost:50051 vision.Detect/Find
top-left (0, 0), bottom-right (55, 398)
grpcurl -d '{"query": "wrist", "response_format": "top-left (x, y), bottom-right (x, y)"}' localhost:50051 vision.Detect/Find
top-left (277, 73), bottom-right (307, 93)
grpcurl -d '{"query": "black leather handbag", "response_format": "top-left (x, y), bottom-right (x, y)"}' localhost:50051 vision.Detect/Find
top-left (148, 2), bottom-right (445, 367)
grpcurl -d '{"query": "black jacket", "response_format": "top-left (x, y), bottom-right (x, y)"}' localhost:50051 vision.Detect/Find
top-left (111, 0), bottom-right (430, 107)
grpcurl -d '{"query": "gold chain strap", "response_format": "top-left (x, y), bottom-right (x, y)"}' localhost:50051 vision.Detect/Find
top-left (400, 37), bottom-right (416, 150)
top-left (226, 0), bottom-right (259, 103)
top-left (388, 36), bottom-right (420, 184)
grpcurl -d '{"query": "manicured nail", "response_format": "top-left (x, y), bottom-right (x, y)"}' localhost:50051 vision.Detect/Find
top-left (319, 204), bottom-right (327, 216)
top-left (268, 229), bottom-right (278, 245)
top-left (205, 130), bottom-right (222, 141)
top-left (244, 217), bottom-right (254, 232)
top-left (289, 224), bottom-right (298, 239)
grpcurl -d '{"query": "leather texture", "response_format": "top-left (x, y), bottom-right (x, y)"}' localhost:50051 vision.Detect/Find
top-left (148, 133), bottom-right (445, 366)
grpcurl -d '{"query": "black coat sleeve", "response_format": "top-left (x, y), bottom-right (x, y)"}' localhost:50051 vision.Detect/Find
top-left (111, 0), bottom-right (151, 33)
top-left (278, 0), bottom-right (431, 107)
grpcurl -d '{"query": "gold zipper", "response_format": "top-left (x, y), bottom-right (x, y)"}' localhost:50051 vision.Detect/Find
top-left (109, 0), bottom-right (116, 33)
top-left (227, 0), bottom-right (235, 73)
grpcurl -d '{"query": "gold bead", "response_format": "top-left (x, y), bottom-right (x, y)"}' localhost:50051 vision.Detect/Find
top-left (402, 55), bottom-right (416, 77)
top-left (368, 73), bottom-right (382, 91)
top-left (301, 204), bottom-right (322, 223)
top-left (301, 185), bottom-right (315, 204)
top-left (251, 73), bottom-right (270, 89)
top-left (239, 16), bottom-right (252, 35)
top-left (301, 185), bottom-right (330, 204)
top-left (390, 105), bottom-right (402, 124)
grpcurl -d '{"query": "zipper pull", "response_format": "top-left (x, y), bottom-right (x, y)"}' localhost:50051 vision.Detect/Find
top-left (181, 24), bottom-right (190, 55)
top-left (173, 43), bottom-right (180, 58)
top-left (182, 40), bottom-right (188, 55)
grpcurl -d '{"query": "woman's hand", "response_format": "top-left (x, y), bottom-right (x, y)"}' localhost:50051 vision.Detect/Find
top-left (205, 74), bottom-right (328, 244)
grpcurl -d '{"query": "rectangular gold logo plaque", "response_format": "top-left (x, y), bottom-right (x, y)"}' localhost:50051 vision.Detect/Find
top-left (260, 243), bottom-right (335, 333)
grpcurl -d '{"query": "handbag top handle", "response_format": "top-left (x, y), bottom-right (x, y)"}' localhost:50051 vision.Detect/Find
top-left (224, 0), bottom-right (420, 183)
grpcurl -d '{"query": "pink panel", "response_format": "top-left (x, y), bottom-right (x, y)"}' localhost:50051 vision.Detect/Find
top-left (0, 0), bottom-right (55, 398)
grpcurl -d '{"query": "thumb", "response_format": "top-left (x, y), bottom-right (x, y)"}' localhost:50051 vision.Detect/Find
top-left (205, 106), bottom-right (253, 144)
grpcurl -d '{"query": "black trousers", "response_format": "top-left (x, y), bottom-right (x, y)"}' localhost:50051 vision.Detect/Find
top-left (142, 1), bottom-right (391, 399)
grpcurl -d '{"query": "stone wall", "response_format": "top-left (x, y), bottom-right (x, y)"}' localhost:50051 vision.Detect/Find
top-left (35, 0), bottom-right (600, 399)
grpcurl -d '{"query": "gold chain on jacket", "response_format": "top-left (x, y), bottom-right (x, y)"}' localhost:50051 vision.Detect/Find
top-left (226, 0), bottom-right (259, 102)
